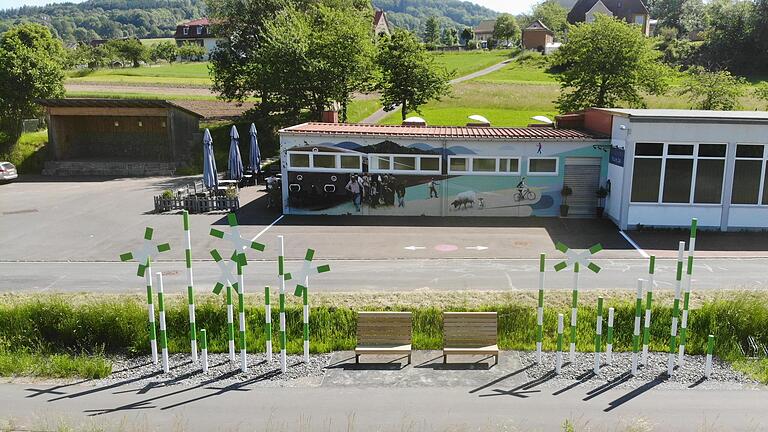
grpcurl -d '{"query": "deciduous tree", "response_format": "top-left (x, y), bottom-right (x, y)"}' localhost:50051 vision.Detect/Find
top-left (376, 28), bottom-right (453, 120)
top-left (552, 15), bottom-right (670, 112)
top-left (493, 13), bottom-right (520, 46)
top-left (679, 66), bottom-right (745, 110)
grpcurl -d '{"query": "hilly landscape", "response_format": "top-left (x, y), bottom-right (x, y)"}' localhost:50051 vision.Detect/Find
top-left (0, 0), bottom-right (498, 43)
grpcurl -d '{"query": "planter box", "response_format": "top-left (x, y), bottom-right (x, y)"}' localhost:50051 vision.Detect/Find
top-left (154, 194), bottom-right (240, 214)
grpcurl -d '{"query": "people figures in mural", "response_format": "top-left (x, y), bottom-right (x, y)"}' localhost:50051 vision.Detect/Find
top-left (266, 174), bottom-right (281, 209)
top-left (345, 174), bottom-right (364, 212)
top-left (428, 178), bottom-right (439, 198)
top-left (396, 181), bottom-right (406, 207)
top-left (515, 177), bottom-right (537, 202)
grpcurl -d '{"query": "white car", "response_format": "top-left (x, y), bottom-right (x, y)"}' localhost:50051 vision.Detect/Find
top-left (0, 162), bottom-right (18, 182)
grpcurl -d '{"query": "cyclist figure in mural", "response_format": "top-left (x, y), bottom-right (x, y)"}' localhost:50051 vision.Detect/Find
top-left (428, 178), bottom-right (439, 198)
top-left (514, 176), bottom-right (537, 202)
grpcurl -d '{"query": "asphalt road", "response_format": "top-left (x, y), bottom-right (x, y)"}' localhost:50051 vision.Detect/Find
top-left (3, 257), bottom-right (768, 293)
top-left (4, 382), bottom-right (767, 431)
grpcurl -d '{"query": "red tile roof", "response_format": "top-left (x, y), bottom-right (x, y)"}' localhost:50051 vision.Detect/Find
top-left (280, 122), bottom-right (604, 140)
top-left (180, 18), bottom-right (210, 26)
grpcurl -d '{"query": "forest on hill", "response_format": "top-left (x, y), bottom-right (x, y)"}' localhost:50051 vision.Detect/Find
top-left (0, 0), bottom-right (496, 44)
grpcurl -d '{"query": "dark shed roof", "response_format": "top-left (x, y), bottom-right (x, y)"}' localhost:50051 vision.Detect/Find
top-left (567, 0), bottom-right (649, 23)
top-left (38, 99), bottom-right (204, 118)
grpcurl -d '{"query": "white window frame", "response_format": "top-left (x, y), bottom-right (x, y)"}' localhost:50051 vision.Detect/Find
top-left (447, 155), bottom-right (521, 176)
top-left (369, 153), bottom-right (441, 174)
top-left (630, 142), bottom-right (728, 206)
top-left (286, 151), bottom-right (362, 173)
top-left (197, 26), bottom-right (203, 35)
top-left (526, 157), bottom-right (559, 177)
top-left (731, 143), bottom-right (768, 207)
top-left (183, 26), bottom-right (189, 36)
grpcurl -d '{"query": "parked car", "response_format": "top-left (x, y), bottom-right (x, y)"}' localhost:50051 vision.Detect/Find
top-left (0, 162), bottom-right (18, 182)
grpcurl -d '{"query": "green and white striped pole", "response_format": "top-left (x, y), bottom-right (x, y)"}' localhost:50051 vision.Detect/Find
top-left (200, 329), bottom-right (208, 373)
top-left (237, 259), bottom-right (247, 372)
top-left (554, 242), bottom-right (602, 364)
top-left (679, 218), bottom-right (697, 366)
top-left (278, 235), bottom-right (287, 373)
top-left (555, 313), bottom-right (564, 374)
top-left (632, 278), bottom-right (644, 376)
top-left (182, 211), bottom-right (198, 363)
top-left (668, 241), bottom-right (686, 377)
top-left (705, 334), bottom-right (714, 379)
top-left (265, 286), bottom-right (273, 362)
top-left (209, 249), bottom-right (238, 365)
top-left (285, 249), bottom-right (331, 363)
top-left (642, 255), bottom-right (656, 367)
top-left (593, 297), bottom-right (603, 374)
top-left (606, 307), bottom-right (615, 364)
top-left (536, 253), bottom-right (545, 364)
top-left (226, 282), bottom-right (235, 364)
top-left (119, 227), bottom-right (170, 365)
top-left (156, 271), bottom-right (169, 373)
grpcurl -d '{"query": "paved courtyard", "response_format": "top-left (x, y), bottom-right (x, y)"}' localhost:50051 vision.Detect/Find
top-left (2, 176), bottom-right (768, 293)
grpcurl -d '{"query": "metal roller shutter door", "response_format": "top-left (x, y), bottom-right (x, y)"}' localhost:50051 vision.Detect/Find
top-left (563, 158), bottom-right (601, 216)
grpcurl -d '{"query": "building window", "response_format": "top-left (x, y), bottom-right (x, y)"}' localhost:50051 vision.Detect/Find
top-left (197, 26), bottom-right (203, 35)
top-left (183, 26), bottom-right (189, 36)
top-left (287, 151), bottom-right (362, 172)
top-left (313, 154), bottom-right (336, 169)
top-left (340, 155), bottom-right (361, 170)
top-left (731, 144), bottom-right (766, 205)
top-left (527, 157), bottom-right (558, 175)
top-left (289, 153), bottom-right (310, 168)
top-left (370, 154), bottom-right (441, 174)
top-left (631, 142), bottom-right (726, 204)
top-left (447, 156), bottom-right (520, 175)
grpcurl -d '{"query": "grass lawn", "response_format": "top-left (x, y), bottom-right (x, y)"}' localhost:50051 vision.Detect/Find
top-left (68, 62), bottom-right (211, 86)
top-left (380, 57), bottom-right (768, 127)
top-left (346, 97), bottom-right (381, 123)
top-left (66, 91), bottom-right (231, 101)
top-left (430, 49), bottom-right (515, 78)
top-left (0, 130), bottom-right (48, 174)
top-left (140, 37), bottom-right (175, 46)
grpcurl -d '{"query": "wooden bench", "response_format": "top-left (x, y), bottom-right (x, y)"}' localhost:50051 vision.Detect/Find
top-left (443, 312), bottom-right (499, 365)
top-left (355, 312), bottom-right (412, 364)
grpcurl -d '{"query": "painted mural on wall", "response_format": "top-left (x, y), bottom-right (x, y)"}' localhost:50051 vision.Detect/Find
top-left (282, 137), bottom-right (606, 217)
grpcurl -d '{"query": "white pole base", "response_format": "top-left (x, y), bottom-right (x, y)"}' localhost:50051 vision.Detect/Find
top-left (667, 354), bottom-right (675, 377)
top-left (304, 340), bottom-right (310, 363)
top-left (266, 341), bottom-right (273, 362)
top-left (191, 340), bottom-right (198, 363)
top-left (281, 350), bottom-right (287, 373)
top-left (641, 345), bottom-right (649, 366)
top-left (150, 339), bottom-right (158, 365)
top-left (678, 345), bottom-right (686, 367)
top-left (631, 353), bottom-right (638, 376)
top-left (201, 349), bottom-right (208, 373)
top-left (229, 340), bottom-right (236, 363)
top-left (705, 354), bottom-right (713, 379)
top-left (241, 350), bottom-right (248, 373)
top-left (535, 342), bottom-right (542, 364)
top-left (593, 353), bottom-right (600, 374)
top-left (162, 348), bottom-right (169, 373)
top-left (605, 344), bottom-right (613, 365)
top-left (555, 351), bottom-right (562, 374)
top-left (569, 343), bottom-right (575, 363)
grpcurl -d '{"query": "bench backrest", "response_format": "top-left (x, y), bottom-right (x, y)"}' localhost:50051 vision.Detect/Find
top-left (356, 312), bottom-right (412, 346)
top-left (443, 312), bottom-right (498, 347)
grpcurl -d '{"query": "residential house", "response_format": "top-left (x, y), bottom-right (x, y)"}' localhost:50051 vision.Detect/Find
top-left (474, 19), bottom-right (496, 47)
top-left (522, 20), bottom-right (555, 52)
top-left (174, 18), bottom-right (224, 59)
top-left (373, 10), bottom-right (391, 36)
top-left (567, 0), bottom-right (651, 36)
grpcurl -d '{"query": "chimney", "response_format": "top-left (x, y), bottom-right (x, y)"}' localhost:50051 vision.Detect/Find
top-left (321, 101), bottom-right (340, 123)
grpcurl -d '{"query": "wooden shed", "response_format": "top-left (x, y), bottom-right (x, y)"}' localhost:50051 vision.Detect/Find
top-left (39, 99), bottom-right (203, 176)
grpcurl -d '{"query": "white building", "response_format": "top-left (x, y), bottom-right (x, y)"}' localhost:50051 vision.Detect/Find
top-left (600, 109), bottom-right (768, 231)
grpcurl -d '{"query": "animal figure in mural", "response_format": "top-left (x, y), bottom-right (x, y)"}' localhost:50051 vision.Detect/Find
top-left (451, 190), bottom-right (477, 210)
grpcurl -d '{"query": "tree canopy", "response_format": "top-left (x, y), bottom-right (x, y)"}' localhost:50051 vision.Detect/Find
top-left (552, 15), bottom-right (670, 113)
top-left (0, 23), bottom-right (66, 146)
top-left (493, 14), bottom-right (520, 46)
top-left (376, 28), bottom-right (453, 120)
top-left (678, 66), bottom-right (746, 110)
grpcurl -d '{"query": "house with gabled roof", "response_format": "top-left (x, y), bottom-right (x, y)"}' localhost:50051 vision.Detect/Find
top-left (522, 20), bottom-right (555, 52)
top-left (567, 0), bottom-right (651, 36)
top-left (373, 10), bottom-right (391, 36)
top-left (174, 18), bottom-right (225, 59)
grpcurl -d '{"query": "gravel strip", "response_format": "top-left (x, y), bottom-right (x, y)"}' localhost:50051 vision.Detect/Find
top-left (97, 352), bottom-right (332, 388)
top-left (518, 351), bottom-right (759, 390)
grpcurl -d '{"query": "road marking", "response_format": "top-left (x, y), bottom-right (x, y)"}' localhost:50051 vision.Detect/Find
top-left (619, 230), bottom-right (649, 258)
top-left (465, 246), bottom-right (489, 251)
top-left (404, 246), bottom-right (426, 251)
top-left (251, 215), bottom-right (284, 242)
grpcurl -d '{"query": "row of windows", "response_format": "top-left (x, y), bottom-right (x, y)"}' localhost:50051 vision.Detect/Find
top-left (287, 152), bottom-right (560, 176)
top-left (630, 143), bottom-right (768, 206)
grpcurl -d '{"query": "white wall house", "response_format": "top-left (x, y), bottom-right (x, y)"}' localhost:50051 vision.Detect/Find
top-left (601, 109), bottom-right (768, 231)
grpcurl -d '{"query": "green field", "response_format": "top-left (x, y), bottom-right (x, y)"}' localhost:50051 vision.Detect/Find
top-left (430, 49), bottom-right (514, 78)
top-left (68, 62), bottom-right (211, 86)
top-left (139, 37), bottom-right (175, 46)
top-left (380, 56), bottom-right (768, 127)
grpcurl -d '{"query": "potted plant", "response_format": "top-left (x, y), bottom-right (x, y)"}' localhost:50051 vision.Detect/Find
top-left (560, 185), bottom-right (572, 217)
top-left (595, 186), bottom-right (609, 217)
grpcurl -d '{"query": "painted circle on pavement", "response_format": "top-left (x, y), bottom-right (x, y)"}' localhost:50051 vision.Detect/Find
top-left (434, 244), bottom-right (458, 252)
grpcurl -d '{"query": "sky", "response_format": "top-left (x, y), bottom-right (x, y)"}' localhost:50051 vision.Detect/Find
top-left (3, 0), bottom-right (541, 14)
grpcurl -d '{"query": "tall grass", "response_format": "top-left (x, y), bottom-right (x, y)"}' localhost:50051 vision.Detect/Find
top-left (0, 130), bottom-right (48, 174)
top-left (1, 294), bottom-right (765, 362)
